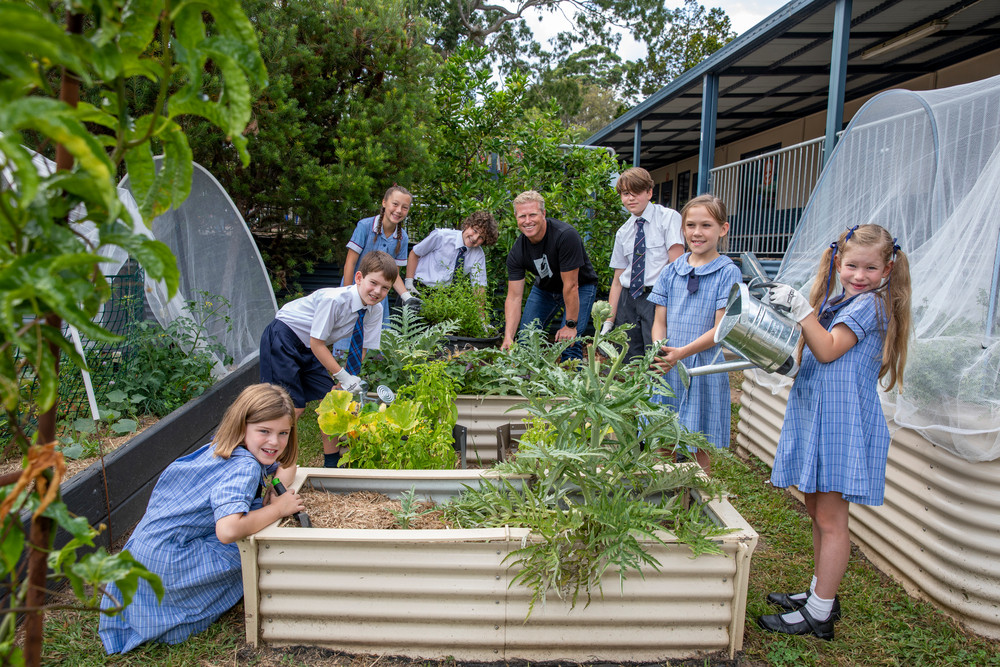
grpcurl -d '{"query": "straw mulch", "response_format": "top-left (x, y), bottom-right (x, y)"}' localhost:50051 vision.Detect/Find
top-left (286, 488), bottom-right (453, 530)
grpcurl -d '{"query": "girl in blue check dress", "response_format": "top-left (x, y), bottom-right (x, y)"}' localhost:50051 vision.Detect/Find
top-left (341, 185), bottom-right (413, 310)
top-left (649, 194), bottom-right (742, 475)
top-left (757, 224), bottom-right (911, 641)
top-left (99, 384), bottom-right (304, 654)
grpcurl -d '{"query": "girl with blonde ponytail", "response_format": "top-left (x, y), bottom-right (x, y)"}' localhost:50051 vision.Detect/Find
top-left (758, 223), bottom-right (912, 641)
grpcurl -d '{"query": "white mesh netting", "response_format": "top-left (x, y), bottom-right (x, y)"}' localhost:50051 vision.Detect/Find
top-left (763, 74), bottom-right (1000, 462)
top-left (120, 160), bottom-right (277, 372)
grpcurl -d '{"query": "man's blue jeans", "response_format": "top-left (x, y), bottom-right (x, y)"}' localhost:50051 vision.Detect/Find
top-left (517, 283), bottom-right (597, 360)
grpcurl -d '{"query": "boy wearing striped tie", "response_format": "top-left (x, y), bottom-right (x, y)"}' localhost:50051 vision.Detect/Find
top-left (603, 167), bottom-right (684, 360)
top-left (404, 210), bottom-right (499, 294)
top-left (259, 251), bottom-right (398, 467)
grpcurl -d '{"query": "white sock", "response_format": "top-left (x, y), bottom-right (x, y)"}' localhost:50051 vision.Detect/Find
top-left (781, 609), bottom-right (804, 623)
top-left (805, 592), bottom-right (835, 622)
top-left (810, 575), bottom-right (818, 596)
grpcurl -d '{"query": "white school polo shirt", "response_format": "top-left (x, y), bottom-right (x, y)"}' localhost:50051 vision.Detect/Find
top-left (412, 228), bottom-right (487, 286)
top-left (275, 285), bottom-right (383, 350)
top-left (609, 201), bottom-right (684, 288)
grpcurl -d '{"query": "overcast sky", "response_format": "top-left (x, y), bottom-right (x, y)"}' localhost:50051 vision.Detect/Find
top-left (522, 0), bottom-right (789, 59)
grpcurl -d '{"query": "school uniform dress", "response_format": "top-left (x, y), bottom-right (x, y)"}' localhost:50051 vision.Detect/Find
top-left (346, 214), bottom-right (409, 270)
top-left (771, 292), bottom-right (890, 505)
top-left (609, 202), bottom-right (683, 358)
top-left (259, 285), bottom-right (382, 407)
top-left (412, 229), bottom-right (487, 286)
top-left (344, 214), bottom-right (407, 335)
top-left (647, 253), bottom-right (741, 449)
top-left (99, 444), bottom-right (279, 653)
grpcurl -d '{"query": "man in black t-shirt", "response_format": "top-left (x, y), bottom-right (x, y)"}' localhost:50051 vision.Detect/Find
top-left (502, 190), bottom-right (599, 360)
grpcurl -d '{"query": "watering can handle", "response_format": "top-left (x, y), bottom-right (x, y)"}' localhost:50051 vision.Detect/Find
top-left (749, 281), bottom-right (796, 316)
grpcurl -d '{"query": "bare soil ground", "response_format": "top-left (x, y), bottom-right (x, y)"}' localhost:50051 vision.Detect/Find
top-left (0, 415), bottom-right (159, 482)
top-left (285, 488), bottom-right (451, 530)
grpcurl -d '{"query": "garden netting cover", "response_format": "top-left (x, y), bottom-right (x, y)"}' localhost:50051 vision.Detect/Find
top-left (759, 74), bottom-right (1000, 462)
top-left (5, 152), bottom-right (277, 374)
top-left (119, 159), bottom-right (277, 372)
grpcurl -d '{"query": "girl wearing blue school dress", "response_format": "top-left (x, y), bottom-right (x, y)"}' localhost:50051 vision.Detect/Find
top-left (99, 384), bottom-right (304, 654)
top-left (757, 224), bottom-right (911, 641)
top-left (341, 185), bottom-right (414, 317)
top-left (649, 194), bottom-right (741, 475)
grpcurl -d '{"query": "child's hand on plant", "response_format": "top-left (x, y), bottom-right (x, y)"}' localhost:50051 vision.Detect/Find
top-left (652, 344), bottom-right (683, 373)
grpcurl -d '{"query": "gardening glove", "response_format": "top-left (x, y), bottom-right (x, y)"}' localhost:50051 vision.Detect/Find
top-left (600, 319), bottom-right (615, 335)
top-left (401, 291), bottom-right (422, 314)
top-left (765, 283), bottom-right (812, 322)
top-left (333, 368), bottom-right (363, 393)
top-left (403, 278), bottom-right (419, 296)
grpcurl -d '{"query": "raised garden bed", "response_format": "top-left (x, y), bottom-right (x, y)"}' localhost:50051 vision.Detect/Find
top-left (454, 395), bottom-right (530, 464)
top-left (239, 466), bottom-right (758, 661)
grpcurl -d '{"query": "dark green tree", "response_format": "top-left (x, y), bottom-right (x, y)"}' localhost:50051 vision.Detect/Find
top-left (182, 0), bottom-right (440, 288)
top-left (620, 0), bottom-right (735, 100)
top-left (414, 0), bottom-right (735, 128)
top-left (411, 48), bottom-right (624, 309)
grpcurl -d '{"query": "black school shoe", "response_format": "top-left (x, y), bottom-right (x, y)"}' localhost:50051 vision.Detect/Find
top-left (765, 592), bottom-right (842, 622)
top-left (757, 606), bottom-right (835, 641)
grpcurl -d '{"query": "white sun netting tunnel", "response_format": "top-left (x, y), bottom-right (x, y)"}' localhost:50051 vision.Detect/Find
top-left (117, 159), bottom-right (277, 374)
top-left (762, 73), bottom-right (1000, 464)
top-left (4, 154), bottom-right (274, 420)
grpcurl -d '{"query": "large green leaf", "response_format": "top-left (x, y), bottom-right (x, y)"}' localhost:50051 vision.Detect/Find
top-left (122, 135), bottom-right (156, 222)
top-left (0, 519), bottom-right (24, 572)
top-left (73, 101), bottom-right (118, 131)
top-left (82, 549), bottom-right (164, 611)
top-left (100, 231), bottom-right (179, 298)
top-left (0, 98), bottom-right (113, 184)
top-left (117, 0), bottom-right (163, 54)
top-left (150, 120), bottom-right (194, 217)
top-left (0, 136), bottom-right (39, 206)
top-left (0, 4), bottom-right (90, 83)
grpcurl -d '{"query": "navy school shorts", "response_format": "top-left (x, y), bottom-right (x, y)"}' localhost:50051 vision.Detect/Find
top-left (259, 319), bottom-right (334, 408)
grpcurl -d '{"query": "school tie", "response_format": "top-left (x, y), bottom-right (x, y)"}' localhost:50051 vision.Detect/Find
top-left (687, 273), bottom-right (700, 294)
top-left (453, 246), bottom-right (467, 276)
top-left (344, 309), bottom-right (365, 376)
top-left (629, 218), bottom-right (647, 298)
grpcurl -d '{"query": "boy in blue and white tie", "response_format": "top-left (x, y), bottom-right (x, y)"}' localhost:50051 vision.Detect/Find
top-left (603, 167), bottom-right (684, 360)
top-left (404, 211), bottom-right (499, 293)
top-left (259, 251), bottom-right (398, 467)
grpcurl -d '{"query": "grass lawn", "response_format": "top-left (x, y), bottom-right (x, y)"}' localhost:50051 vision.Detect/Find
top-left (38, 399), bottom-right (1000, 665)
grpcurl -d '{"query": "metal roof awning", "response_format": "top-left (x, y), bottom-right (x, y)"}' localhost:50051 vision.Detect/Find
top-left (586, 0), bottom-right (1000, 170)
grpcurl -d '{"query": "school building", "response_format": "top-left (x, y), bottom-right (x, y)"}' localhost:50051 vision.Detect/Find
top-left (587, 0), bottom-right (1000, 262)
top-left (587, 0), bottom-right (1000, 640)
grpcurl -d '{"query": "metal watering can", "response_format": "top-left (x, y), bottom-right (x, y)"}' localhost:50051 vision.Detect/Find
top-left (674, 253), bottom-right (801, 389)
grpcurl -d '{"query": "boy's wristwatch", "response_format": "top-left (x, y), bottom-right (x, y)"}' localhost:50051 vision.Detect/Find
top-left (565, 319), bottom-right (577, 329)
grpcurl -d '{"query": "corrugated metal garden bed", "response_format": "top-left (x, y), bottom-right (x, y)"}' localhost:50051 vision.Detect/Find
top-left (239, 467), bottom-right (758, 662)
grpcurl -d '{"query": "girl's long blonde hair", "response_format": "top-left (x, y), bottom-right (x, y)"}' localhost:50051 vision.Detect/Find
top-left (808, 224), bottom-right (912, 390)
top-left (213, 383), bottom-right (298, 467)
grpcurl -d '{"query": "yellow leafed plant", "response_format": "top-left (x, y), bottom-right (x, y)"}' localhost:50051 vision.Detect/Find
top-left (316, 389), bottom-right (455, 469)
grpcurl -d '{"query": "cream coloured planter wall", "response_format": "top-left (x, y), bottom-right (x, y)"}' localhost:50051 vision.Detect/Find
top-left (735, 370), bottom-right (1000, 639)
top-left (454, 395), bottom-right (531, 464)
top-left (239, 468), bottom-right (758, 661)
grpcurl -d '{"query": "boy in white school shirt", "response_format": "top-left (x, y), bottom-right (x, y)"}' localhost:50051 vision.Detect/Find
top-left (404, 210), bottom-right (499, 293)
top-left (602, 167), bottom-right (685, 360)
top-left (259, 251), bottom-right (397, 467)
